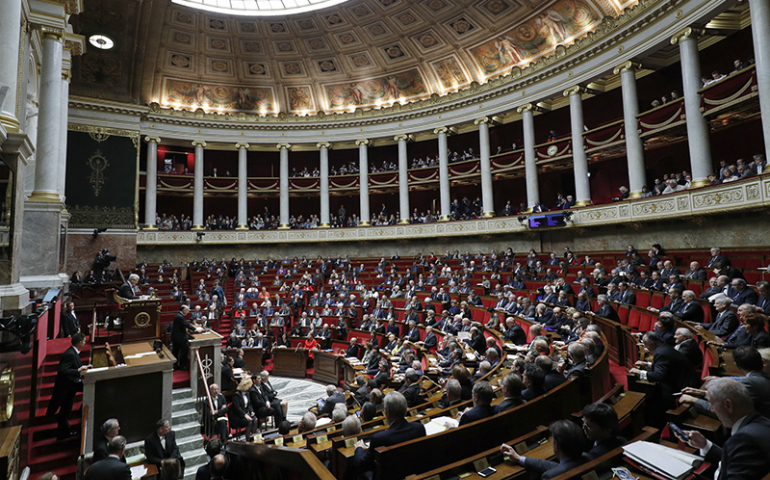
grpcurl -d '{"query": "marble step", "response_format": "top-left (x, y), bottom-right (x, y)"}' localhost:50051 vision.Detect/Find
top-left (173, 408), bottom-right (200, 425)
top-left (173, 420), bottom-right (201, 439)
top-left (177, 435), bottom-right (204, 454)
top-left (173, 388), bottom-right (193, 401)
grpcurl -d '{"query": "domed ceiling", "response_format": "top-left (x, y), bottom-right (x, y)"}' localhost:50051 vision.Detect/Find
top-left (70, 0), bottom-right (634, 115)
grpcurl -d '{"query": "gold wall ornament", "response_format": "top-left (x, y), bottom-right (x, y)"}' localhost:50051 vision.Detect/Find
top-left (87, 150), bottom-right (109, 196)
top-left (88, 127), bottom-right (111, 143)
top-left (0, 368), bottom-right (15, 422)
top-left (134, 312), bottom-right (151, 328)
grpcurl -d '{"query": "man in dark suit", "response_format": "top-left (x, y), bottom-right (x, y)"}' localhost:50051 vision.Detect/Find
top-left (614, 282), bottom-right (636, 305)
top-left (502, 317), bottom-right (527, 345)
top-left (501, 420), bottom-right (586, 479)
top-left (756, 281), bottom-right (770, 314)
top-left (60, 301), bottom-right (80, 338)
top-left (706, 247), bottom-right (730, 268)
top-left (495, 373), bottom-right (525, 413)
top-left (417, 326), bottom-right (437, 349)
top-left (730, 278), bottom-right (759, 306)
top-left (118, 274), bottom-right (140, 299)
top-left (405, 320), bottom-right (420, 343)
top-left (171, 305), bottom-right (201, 371)
top-left (144, 419), bottom-right (185, 473)
top-left (679, 378), bottom-right (770, 480)
top-left (629, 332), bottom-right (699, 424)
top-left (205, 384), bottom-right (229, 440)
top-left (673, 290), bottom-right (704, 323)
top-left (581, 403), bottom-right (626, 460)
top-left (47, 333), bottom-right (90, 440)
top-left (352, 391), bottom-right (426, 477)
top-left (674, 328), bottom-right (703, 370)
top-left (399, 369), bottom-right (422, 408)
top-left (93, 418), bottom-right (124, 462)
top-left (536, 355), bottom-right (567, 391)
top-left (697, 297), bottom-right (739, 338)
top-left (318, 385), bottom-right (346, 416)
top-left (85, 436), bottom-right (131, 480)
top-left (592, 295), bottom-right (620, 322)
top-left (345, 337), bottom-right (361, 358)
top-left (459, 381), bottom-right (495, 426)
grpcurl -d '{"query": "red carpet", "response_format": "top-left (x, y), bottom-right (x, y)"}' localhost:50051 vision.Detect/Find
top-left (16, 338), bottom-right (92, 480)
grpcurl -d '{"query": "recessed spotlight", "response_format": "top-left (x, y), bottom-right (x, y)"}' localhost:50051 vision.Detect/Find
top-left (88, 34), bottom-right (114, 50)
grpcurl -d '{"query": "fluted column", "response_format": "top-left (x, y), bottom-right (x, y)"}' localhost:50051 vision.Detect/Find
top-left (144, 137), bottom-right (161, 229)
top-left (57, 71), bottom-right (70, 203)
top-left (356, 139), bottom-right (370, 226)
top-left (192, 140), bottom-right (206, 230)
top-left (475, 117), bottom-right (495, 217)
top-left (614, 62), bottom-right (646, 198)
top-left (318, 142), bottom-right (331, 227)
top-left (435, 127), bottom-right (451, 221)
top-left (277, 143), bottom-right (291, 229)
top-left (749, 0), bottom-right (770, 171)
top-left (395, 134), bottom-right (410, 224)
top-left (564, 86), bottom-right (591, 206)
top-left (0, 0), bottom-right (23, 130)
top-left (517, 104), bottom-right (540, 210)
top-left (236, 142), bottom-right (249, 230)
top-left (671, 28), bottom-right (712, 186)
top-left (29, 28), bottom-right (64, 203)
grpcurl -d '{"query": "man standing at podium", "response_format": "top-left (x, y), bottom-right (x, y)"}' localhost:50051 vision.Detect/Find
top-left (118, 274), bottom-right (140, 300)
top-left (47, 333), bottom-right (91, 440)
top-left (172, 305), bottom-right (202, 371)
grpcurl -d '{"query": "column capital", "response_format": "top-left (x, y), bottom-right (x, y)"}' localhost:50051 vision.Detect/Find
top-left (144, 136), bottom-right (161, 144)
top-left (276, 143), bottom-right (292, 150)
top-left (317, 142), bottom-right (332, 149)
top-left (235, 142), bottom-right (250, 149)
top-left (517, 103), bottom-right (536, 114)
top-left (613, 61), bottom-right (642, 75)
top-left (355, 139), bottom-right (369, 146)
top-left (394, 134), bottom-right (410, 142)
top-left (563, 85), bottom-right (586, 97)
top-left (434, 126), bottom-right (449, 135)
top-left (63, 33), bottom-right (86, 56)
top-left (474, 117), bottom-right (491, 126)
top-left (670, 27), bottom-right (703, 45)
top-left (192, 140), bottom-right (207, 148)
top-left (39, 27), bottom-right (64, 41)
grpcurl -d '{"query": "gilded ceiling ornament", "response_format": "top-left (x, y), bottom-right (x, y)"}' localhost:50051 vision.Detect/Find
top-left (87, 150), bottom-right (109, 197)
top-left (88, 128), bottom-right (110, 143)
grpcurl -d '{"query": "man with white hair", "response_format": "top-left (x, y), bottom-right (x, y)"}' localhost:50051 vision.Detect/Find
top-left (297, 411), bottom-right (316, 433)
top-left (353, 392), bottom-right (426, 476)
top-left (119, 274), bottom-right (141, 299)
top-left (678, 378), bottom-right (770, 479)
top-left (673, 290), bottom-right (704, 323)
top-left (399, 368), bottom-right (422, 407)
top-left (697, 296), bottom-right (740, 338)
top-left (674, 327), bottom-right (703, 369)
top-left (332, 404), bottom-right (347, 423)
top-left (318, 385), bottom-right (345, 416)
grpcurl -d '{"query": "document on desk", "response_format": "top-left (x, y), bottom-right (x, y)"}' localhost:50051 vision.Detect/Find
top-left (623, 441), bottom-right (702, 480)
top-left (130, 465), bottom-right (147, 479)
top-left (428, 416), bottom-right (458, 433)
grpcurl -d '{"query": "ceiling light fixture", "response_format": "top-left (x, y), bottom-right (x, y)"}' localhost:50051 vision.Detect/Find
top-left (88, 34), bottom-right (115, 50)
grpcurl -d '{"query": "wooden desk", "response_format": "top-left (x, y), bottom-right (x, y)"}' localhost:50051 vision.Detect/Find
top-left (314, 351), bottom-right (342, 384)
top-left (82, 341), bottom-right (174, 455)
top-left (242, 347), bottom-right (264, 374)
top-left (273, 348), bottom-right (308, 378)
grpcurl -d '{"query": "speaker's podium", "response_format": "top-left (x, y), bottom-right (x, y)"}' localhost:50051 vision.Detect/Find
top-left (81, 341), bottom-right (175, 455)
top-left (101, 289), bottom-right (162, 343)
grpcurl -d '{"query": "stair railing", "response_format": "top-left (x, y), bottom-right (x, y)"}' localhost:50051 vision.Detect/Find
top-left (195, 349), bottom-right (216, 439)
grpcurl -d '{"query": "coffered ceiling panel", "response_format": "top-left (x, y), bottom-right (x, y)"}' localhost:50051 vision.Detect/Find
top-left (70, 0), bottom-right (627, 112)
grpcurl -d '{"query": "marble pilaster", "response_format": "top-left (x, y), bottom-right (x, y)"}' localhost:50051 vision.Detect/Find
top-left (144, 137), bottom-right (160, 229)
top-left (395, 134), bottom-right (410, 224)
top-left (236, 143), bottom-right (249, 230)
top-left (749, 0), bottom-right (770, 170)
top-left (356, 139), bottom-right (370, 226)
top-left (192, 140), bottom-right (206, 230)
top-left (475, 117), bottom-right (495, 217)
top-left (277, 144), bottom-right (291, 229)
top-left (0, 0), bottom-right (23, 131)
top-left (564, 86), bottom-right (592, 206)
top-left (614, 62), bottom-right (647, 198)
top-left (318, 142), bottom-right (331, 227)
top-left (435, 127), bottom-right (451, 221)
top-left (517, 104), bottom-right (540, 210)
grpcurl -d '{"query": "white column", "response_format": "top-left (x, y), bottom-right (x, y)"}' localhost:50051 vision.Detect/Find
top-left (57, 73), bottom-right (70, 202)
top-left (475, 117), bottom-right (495, 217)
top-left (144, 137), bottom-right (160, 229)
top-left (192, 140), bottom-right (206, 229)
top-left (671, 28), bottom-right (712, 187)
top-left (614, 62), bottom-right (647, 198)
top-left (29, 29), bottom-right (64, 203)
top-left (277, 143), bottom-right (291, 229)
top-left (395, 134), bottom-right (410, 224)
top-left (0, 0), bottom-right (23, 130)
top-left (318, 142), bottom-right (331, 227)
top-left (749, 0), bottom-right (770, 171)
top-left (564, 86), bottom-right (592, 206)
top-left (517, 104), bottom-right (540, 209)
top-left (435, 127), bottom-right (451, 221)
top-left (236, 142), bottom-right (249, 230)
top-left (356, 139), bottom-right (370, 226)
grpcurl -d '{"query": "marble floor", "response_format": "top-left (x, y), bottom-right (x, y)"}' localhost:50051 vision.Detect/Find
top-left (269, 376), bottom-right (329, 423)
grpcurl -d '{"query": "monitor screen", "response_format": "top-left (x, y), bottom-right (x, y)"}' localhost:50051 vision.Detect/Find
top-left (528, 213), bottom-right (567, 228)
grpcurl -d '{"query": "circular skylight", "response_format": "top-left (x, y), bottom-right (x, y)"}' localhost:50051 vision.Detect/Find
top-left (88, 34), bottom-right (115, 50)
top-left (171, 0), bottom-right (354, 16)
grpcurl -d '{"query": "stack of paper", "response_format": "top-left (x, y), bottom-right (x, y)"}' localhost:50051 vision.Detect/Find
top-left (623, 441), bottom-right (703, 480)
top-left (130, 465), bottom-right (147, 480)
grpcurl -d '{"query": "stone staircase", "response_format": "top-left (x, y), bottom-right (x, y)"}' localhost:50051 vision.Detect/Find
top-left (172, 388), bottom-right (207, 480)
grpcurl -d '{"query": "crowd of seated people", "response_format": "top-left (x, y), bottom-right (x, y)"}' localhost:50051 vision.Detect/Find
top-left (701, 57), bottom-right (755, 88)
